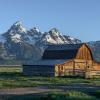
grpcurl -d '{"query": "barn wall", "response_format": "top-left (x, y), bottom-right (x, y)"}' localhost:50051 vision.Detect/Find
top-left (55, 59), bottom-right (100, 78)
top-left (63, 60), bottom-right (75, 76)
top-left (55, 59), bottom-right (94, 77)
top-left (76, 44), bottom-right (93, 60)
top-left (23, 65), bottom-right (55, 76)
top-left (86, 61), bottom-right (100, 78)
top-left (55, 60), bottom-right (75, 76)
top-left (63, 60), bottom-right (87, 76)
top-left (55, 64), bottom-right (65, 76)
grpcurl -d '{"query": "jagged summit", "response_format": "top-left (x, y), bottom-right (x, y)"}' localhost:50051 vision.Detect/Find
top-left (13, 21), bottom-right (23, 26)
top-left (49, 28), bottom-right (59, 32)
top-left (49, 28), bottom-right (60, 35)
top-left (2, 21), bottom-right (81, 45)
top-left (30, 27), bottom-right (40, 33)
top-left (9, 21), bottom-right (27, 34)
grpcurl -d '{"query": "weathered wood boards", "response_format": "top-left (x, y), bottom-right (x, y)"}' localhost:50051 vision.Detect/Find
top-left (76, 44), bottom-right (93, 60)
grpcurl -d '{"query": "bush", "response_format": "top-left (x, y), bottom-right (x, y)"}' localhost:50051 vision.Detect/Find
top-left (65, 91), bottom-right (96, 100)
top-left (95, 90), bottom-right (100, 98)
top-left (43, 91), bottom-right (96, 100)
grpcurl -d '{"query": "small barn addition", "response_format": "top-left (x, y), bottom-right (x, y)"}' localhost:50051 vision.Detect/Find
top-left (23, 43), bottom-right (100, 78)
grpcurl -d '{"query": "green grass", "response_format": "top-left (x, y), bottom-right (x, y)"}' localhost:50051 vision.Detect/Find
top-left (0, 67), bottom-right (99, 100)
top-left (46, 91), bottom-right (96, 100)
top-left (0, 66), bottom-right (100, 88)
top-left (0, 91), bottom-right (97, 100)
top-left (0, 67), bottom-right (22, 73)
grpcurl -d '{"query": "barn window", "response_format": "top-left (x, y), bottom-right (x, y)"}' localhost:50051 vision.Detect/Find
top-left (87, 66), bottom-right (89, 68)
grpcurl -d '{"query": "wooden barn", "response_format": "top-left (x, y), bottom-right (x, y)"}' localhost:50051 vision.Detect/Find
top-left (23, 43), bottom-right (100, 78)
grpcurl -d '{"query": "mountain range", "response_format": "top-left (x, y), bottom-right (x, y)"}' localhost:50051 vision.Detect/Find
top-left (0, 21), bottom-right (99, 63)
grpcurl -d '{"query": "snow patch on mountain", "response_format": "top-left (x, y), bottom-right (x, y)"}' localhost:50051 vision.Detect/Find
top-left (11, 34), bottom-right (21, 43)
top-left (39, 28), bottom-right (81, 45)
top-left (12, 21), bottom-right (27, 33)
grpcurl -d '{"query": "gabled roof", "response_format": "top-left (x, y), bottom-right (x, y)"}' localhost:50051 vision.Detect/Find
top-left (42, 43), bottom-right (84, 59)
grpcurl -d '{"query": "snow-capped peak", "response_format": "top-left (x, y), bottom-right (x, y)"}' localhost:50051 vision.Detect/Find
top-left (39, 28), bottom-right (82, 45)
top-left (10, 21), bottom-right (27, 33)
top-left (3, 21), bottom-right (28, 43)
top-left (14, 21), bottom-right (22, 26)
top-left (1, 21), bottom-right (81, 46)
top-left (49, 28), bottom-right (60, 36)
top-left (30, 27), bottom-right (40, 33)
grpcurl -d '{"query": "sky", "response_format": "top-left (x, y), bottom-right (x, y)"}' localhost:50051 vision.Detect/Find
top-left (0, 0), bottom-right (100, 42)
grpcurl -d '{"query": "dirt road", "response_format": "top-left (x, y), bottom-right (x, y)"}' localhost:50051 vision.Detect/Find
top-left (0, 84), bottom-right (100, 95)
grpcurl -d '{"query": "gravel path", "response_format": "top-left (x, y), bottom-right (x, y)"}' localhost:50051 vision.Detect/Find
top-left (0, 87), bottom-right (61, 95)
top-left (0, 84), bottom-right (100, 95)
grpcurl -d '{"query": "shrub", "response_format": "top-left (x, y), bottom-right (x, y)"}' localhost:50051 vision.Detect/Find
top-left (95, 90), bottom-right (100, 98)
top-left (43, 91), bottom-right (96, 100)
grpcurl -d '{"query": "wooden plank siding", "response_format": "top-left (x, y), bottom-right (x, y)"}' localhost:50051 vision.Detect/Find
top-left (76, 44), bottom-right (93, 60)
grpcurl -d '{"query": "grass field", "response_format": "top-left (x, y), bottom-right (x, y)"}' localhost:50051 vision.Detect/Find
top-left (0, 66), bottom-right (100, 88)
top-left (0, 66), bottom-right (100, 100)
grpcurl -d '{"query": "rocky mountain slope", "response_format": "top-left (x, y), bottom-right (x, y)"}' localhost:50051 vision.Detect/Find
top-left (0, 21), bottom-right (81, 61)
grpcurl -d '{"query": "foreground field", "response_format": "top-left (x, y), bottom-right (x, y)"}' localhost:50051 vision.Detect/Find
top-left (0, 66), bottom-right (100, 88)
top-left (0, 66), bottom-right (100, 100)
top-left (0, 91), bottom-right (99, 100)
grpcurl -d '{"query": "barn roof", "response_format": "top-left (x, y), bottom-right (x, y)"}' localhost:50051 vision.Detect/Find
top-left (23, 43), bottom-right (94, 66)
top-left (24, 59), bottom-right (67, 66)
top-left (42, 43), bottom-right (84, 59)
top-left (45, 43), bottom-right (84, 50)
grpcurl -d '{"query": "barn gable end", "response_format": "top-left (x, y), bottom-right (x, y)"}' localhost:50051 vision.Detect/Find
top-left (76, 44), bottom-right (93, 60)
